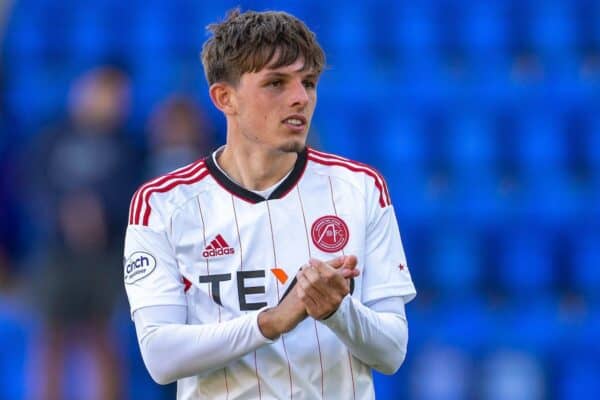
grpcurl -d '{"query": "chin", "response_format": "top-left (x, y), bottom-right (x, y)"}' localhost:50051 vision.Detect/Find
top-left (279, 141), bottom-right (306, 153)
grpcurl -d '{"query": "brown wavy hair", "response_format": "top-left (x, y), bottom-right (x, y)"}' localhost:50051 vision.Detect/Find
top-left (201, 9), bottom-right (326, 86)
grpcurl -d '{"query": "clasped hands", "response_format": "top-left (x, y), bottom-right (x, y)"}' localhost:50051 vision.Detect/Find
top-left (258, 255), bottom-right (359, 340)
top-left (296, 255), bottom-right (359, 320)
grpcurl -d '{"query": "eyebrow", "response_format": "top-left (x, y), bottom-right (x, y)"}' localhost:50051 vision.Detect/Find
top-left (262, 71), bottom-right (318, 80)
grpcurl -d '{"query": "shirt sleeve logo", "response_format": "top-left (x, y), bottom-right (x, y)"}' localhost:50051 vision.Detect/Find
top-left (311, 215), bottom-right (350, 253)
top-left (124, 251), bottom-right (157, 284)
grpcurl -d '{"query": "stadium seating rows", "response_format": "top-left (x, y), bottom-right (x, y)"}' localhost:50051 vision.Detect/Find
top-left (1, 0), bottom-right (599, 399)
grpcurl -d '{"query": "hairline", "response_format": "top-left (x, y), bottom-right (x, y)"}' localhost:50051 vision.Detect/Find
top-left (218, 55), bottom-right (323, 87)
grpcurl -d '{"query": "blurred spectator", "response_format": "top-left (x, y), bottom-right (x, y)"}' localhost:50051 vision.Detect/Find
top-left (0, 1), bottom-right (13, 42)
top-left (0, 124), bottom-right (19, 273)
top-left (145, 94), bottom-right (215, 179)
top-left (0, 243), bottom-right (35, 400)
top-left (410, 345), bottom-right (473, 400)
top-left (35, 190), bottom-right (122, 400)
top-left (21, 65), bottom-right (136, 399)
top-left (25, 65), bottom-right (140, 241)
top-left (0, 66), bottom-right (22, 277)
top-left (479, 350), bottom-right (546, 400)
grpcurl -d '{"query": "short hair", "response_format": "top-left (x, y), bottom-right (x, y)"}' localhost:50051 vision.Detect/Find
top-left (201, 9), bottom-right (326, 86)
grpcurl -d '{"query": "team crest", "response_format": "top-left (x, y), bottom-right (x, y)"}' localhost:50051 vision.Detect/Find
top-left (311, 215), bottom-right (349, 253)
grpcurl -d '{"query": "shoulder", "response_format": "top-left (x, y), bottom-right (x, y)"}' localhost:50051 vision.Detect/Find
top-left (306, 147), bottom-right (391, 208)
top-left (128, 158), bottom-right (212, 227)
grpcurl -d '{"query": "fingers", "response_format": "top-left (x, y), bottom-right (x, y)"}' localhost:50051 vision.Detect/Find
top-left (310, 257), bottom-right (359, 280)
top-left (325, 255), bottom-right (359, 273)
top-left (342, 255), bottom-right (358, 270)
top-left (295, 284), bottom-right (319, 311)
top-left (341, 268), bottom-right (360, 279)
top-left (326, 255), bottom-right (346, 269)
top-left (295, 262), bottom-right (341, 319)
top-left (297, 267), bottom-right (328, 300)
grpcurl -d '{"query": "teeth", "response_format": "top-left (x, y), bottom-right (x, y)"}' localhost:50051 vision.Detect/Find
top-left (285, 118), bottom-right (303, 126)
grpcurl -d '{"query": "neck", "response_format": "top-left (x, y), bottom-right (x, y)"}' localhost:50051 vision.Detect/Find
top-left (217, 136), bottom-right (300, 191)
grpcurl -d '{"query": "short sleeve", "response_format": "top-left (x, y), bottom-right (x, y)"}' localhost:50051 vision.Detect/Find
top-left (361, 180), bottom-right (416, 305)
top-left (124, 225), bottom-right (187, 317)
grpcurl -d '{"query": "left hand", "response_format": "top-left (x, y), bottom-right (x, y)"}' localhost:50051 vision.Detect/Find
top-left (295, 256), bottom-right (359, 320)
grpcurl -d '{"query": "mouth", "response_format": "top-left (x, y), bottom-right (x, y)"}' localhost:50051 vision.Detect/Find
top-left (282, 115), bottom-right (307, 131)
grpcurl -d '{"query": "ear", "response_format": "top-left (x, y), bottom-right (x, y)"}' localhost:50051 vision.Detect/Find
top-left (209, 82), bottom-right (237, 116)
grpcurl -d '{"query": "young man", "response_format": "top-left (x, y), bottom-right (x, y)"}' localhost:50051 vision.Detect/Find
top-left (124, 9), bottom-right (416, 399)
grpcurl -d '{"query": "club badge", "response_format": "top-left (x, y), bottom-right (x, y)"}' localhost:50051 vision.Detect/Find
top-left (311, 215), bottom-right (350, 253)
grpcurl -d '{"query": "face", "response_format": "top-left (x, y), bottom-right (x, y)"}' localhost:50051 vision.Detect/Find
top-left (230, 58), bottom-right (318, 153)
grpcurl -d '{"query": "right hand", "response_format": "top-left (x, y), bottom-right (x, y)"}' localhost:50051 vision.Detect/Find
top-left (296, 255), bottom-right (359, 320)
top-left (258, 255), bottom-right (359, 338)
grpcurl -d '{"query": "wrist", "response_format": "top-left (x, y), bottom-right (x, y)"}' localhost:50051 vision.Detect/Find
top-left (257, 307), bottom-right (282, 340)
top-left (321, 294), bottom-right (351, 324)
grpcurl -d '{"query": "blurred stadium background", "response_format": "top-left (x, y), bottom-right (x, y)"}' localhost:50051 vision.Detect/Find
top-left (1, 0), bottom-right (599, 399)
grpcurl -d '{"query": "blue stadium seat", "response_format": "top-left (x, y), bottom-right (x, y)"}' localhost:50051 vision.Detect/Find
top-left (459, 2), bottom-right (509, 59)
top-left (519, 171), bottom-right (582, 226)
top-left (584, 113), bottom-right (600, 172)
top-left (528, 2), bottom-right (577, 57)
top-left (389, 3), bottom-right (438, 58)
top-left (1, 2), bottom-right (47, 71)
top-left (590, 1), bottom-right (600, 48)
top-left (579, 303), bottom-right (600, 350)
top-left (571, 231), bottom-right (600, 299)
top-left (320, 4), bottom-right (370, 54)
top-left (497, 229), bottom-right (556, 295)
top-left (375, 112), bottom-right (429, 170)
top-left (433, 294), bottom-right (491, 353)
top-left (130, 2), bottom-right (172, 55)
top-left (514, 113), bottom-right (569, 177)
top-left (558, 354), bottom-right (600, 400)
top-left (312, 111), bottom-right (361, 160)
top-left (69, 7), bottom-right (112, 62)
top-left (446, 168), bottom-right (505, 227)
top-left (427, 228), bottom-right (482, 295)
top-left (0, 297), bottom-right (34, 400)
top-left (5, 66), bottom-right (69, 132)
top-left (445, 112), bottom-right (498, 173)
top-left (491, 296), bottom-right (561, 356)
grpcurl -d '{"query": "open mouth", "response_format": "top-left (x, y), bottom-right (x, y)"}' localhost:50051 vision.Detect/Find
top-left (282, 115), bottom-right (307, 129)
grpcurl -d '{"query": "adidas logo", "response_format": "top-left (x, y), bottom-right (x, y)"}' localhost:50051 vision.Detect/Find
top-left (203, 234), bottom-right (235, 258)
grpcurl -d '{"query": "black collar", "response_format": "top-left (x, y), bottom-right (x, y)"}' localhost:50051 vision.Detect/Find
top-left (205, 147), bottom-right (308, 204)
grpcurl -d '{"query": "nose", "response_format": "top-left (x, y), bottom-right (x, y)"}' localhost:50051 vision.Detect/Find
top-left (289, 79), bottom-right (309, 108)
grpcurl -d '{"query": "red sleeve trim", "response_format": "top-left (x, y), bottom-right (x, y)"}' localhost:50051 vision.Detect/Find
top-left (307, 148), bottom-right (391, 208)
top-left (128, 160), bottom-right (209, 226)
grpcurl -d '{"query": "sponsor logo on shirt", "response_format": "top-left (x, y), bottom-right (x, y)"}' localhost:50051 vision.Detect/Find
top-left (311, 215), bottom-right (350, 253)
top-left (124, 251), bottom-right (157, 284)
top-left (202, 234), bottom-right (235, 258)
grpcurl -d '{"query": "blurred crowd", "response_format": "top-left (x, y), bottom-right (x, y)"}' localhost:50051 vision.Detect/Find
top-left (1, 63), bottom-right (216, 399)
top-left (1, 1), bottom-right (600, 400)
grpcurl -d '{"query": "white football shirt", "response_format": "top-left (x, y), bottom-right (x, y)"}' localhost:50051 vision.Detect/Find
top-left (124, 147), bottom-right (416, 399)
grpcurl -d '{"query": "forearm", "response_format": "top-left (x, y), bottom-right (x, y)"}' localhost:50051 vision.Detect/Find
top-left (320, 296), bottom-right (408, 374)
top-left (134, 305), bottom-right (273, 384)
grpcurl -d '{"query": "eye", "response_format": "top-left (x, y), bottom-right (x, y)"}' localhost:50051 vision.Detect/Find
top-left (303, 80), bottom-right (316, 89)
top-left (269, 80), bottom-right (283, 88)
